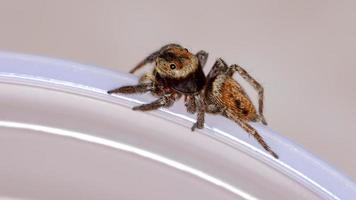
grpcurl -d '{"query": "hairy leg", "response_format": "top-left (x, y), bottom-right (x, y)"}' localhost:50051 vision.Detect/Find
top-left (228, 63), bottom-right (267, 125)
top-left (226, 112), bottom-right (278, 158)
top-left (107, 83), bottom-right (153, 94)
top-left (132, 94), bottom-right (176, 111)
top-left (196, 50), bottom-right (209, 68)
top-left (130, 43), bottom-right (182, 74)
top-left (191, 94), bottom-right (206, 131)
top-left (206, 58), bottom-right (229, 80)
top-left (184, 95), bottom-right (196, 114)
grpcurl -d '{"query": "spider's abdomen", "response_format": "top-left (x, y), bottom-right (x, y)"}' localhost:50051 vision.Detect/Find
top-left (208, 75), bottom-right (258, 121)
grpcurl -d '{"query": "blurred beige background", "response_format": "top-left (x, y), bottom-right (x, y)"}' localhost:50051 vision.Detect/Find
top-left (1, 0), bottom-right (355, 180)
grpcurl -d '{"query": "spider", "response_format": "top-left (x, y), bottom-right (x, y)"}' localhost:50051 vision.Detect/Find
top-left (108, 44), bottom-right (278, 159)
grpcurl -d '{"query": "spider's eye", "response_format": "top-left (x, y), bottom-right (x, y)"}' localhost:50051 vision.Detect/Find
top-left (170, 63), bottom-right (176, 70)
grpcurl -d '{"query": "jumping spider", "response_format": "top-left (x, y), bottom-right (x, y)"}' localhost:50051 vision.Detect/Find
top-left (108, 44), bottom-right (278, 159)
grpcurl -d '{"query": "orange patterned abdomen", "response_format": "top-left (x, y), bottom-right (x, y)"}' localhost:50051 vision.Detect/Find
top-left (220, 77), bottom-right (258, 121)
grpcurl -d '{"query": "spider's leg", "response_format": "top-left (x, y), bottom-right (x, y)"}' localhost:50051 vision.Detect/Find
top-left (228, 64), bottom-right (267, 125)
top-left (191, 94), bottom-right (206, 131)
top-left (130, 43), bottom-right (182, 74)
top-left (107, 83), bottom-right (152, 94)
top-left (129, 52), bottom-right (160, 74)
top-left (226, 112), bottom-right (278, 158)
top-left (196, 50), bottom-right (209, 68)
top-left (132, 94), bottom-right (176, 111)
top-left (206, 58), bottom-right (229, 80)
top-left (184, 95), bottom-right (196, 114)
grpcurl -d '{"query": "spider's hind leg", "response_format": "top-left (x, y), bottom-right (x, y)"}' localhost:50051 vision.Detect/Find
top-left (228, 64), bottom-right (267, 125)
top-left (226, 112), bottom-right (278, 158)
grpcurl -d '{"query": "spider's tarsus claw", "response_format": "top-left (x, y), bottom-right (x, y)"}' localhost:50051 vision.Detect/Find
top-left (258, 116), bottom-right (268, 125)
top-left (191, 124), bottom-right (196, 132)
top-left (107, 87), bottom-right (123, 94)
top-left (132, 106), bottom-right (141, 111)
top-left (270, 151), bottom-right (279, 159)
top-left (266, 147), bottom-right (279, 159)
top-left (191, 122), bottom-right (203, 131)
top-left (132, 105), bottom-right (150, 111)
top-left (109, 86), bottom-right (140, 94)
top-left (262, 118), bottom-right (268, 125)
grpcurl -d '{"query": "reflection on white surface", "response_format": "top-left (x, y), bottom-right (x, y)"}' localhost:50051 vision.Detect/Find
top-left (165, 108), bottom-right (339, 200)
top-left (210, 127), bottom-right (340, 200)
top-left (0, 121), bottom-right (258, 200)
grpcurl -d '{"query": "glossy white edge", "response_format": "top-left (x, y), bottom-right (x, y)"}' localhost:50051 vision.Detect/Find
top-left (0, 51), bottom-right (355, 200)
top-left (0, 121), bottom-right (258, 200)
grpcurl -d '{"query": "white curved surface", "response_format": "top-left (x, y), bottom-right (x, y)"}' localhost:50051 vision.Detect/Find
top-left (0, 52), bottom-right (355, 200)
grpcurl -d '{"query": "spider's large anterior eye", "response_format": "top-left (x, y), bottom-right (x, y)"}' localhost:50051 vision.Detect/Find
top-left (170, 63), bottom-right (176, 70)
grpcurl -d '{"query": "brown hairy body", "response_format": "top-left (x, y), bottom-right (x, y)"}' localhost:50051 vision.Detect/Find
top-left (108, 44), bottom-right (277, 158)
top-left (222, 78), bottom-right (257, 118)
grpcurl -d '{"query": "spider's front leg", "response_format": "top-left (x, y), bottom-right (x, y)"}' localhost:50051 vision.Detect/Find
top-left (130, 43), bottom-right (182, 74)
top-left (129, 44), bottom-right (209, 74)
top-left (107, 83), bottom-right (153, 94)
top-left (108, 71), bottom-right (158, 95)
top-left (133, 93), bottom-right (179, 111)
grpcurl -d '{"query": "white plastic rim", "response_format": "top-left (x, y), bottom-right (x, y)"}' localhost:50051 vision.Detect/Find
top-left (0, 52), bottom-right (355, 200)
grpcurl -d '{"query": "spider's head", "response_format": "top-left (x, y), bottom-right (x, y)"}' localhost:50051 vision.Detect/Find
top-left (155, 46), bottom-right (199, 79)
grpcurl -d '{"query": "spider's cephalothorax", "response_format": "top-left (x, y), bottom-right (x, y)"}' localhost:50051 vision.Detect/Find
top-left (108, 44), bottom-right (278, 158)
top-left (154, 45), bottom-right (206, 94)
